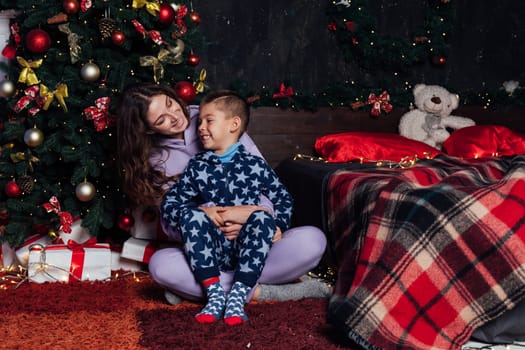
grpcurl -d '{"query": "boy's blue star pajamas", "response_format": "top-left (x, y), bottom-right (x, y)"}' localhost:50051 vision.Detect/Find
top-left (162, 145), bottom-right (293, 288)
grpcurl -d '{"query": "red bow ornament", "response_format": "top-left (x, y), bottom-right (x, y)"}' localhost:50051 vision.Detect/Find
top-left (1, 23), bottom-right (20, 60)
top-left (13, 85), bottom-right (44, 116)
top-left (367, 90), bottom-right (393, 117)
top-left (131, 19), bottom-right (166, 44)
top-left (273, 83), bottom-right (294, 99)
top-left (84, 97), bottom-right (111, 131)
top-left (41, 196), bottom-right (74, 233)
top-left (80, 0), bottom-right (92, 11)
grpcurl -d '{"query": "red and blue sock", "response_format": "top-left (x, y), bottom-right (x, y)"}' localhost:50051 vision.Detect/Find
top-left (224, 281), bottom-right (250, 326)
top-left (195, 277), bottom-right (225, 323)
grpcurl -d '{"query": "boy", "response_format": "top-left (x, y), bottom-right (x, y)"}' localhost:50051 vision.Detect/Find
top-left (161, 90), bottom-right (293, 325)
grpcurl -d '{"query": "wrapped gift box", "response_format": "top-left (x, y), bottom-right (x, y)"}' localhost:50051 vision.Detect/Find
top-left (15, 233), bottom-right (54, 267)
top-left (27, 239), bottom-right (111, 283)
top-left (121, 237), bottom-right (180, 264)
top-left (58, 218), bottom-right (91, 245)
top-left (108, 242), bottom-right (144, 272)
top-left (1, 242), bottom-right (16, 268)
top-left (129, 206), bottom-right (173, 241)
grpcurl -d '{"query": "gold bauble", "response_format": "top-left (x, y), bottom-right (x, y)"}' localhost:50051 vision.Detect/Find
top-left (75, 181), bottom-right (96, 202)
top-left (80, 62), bottom-right (101, 82)
top-left (0, 79), bottom-right (16, 98)
top-left (23, 127), bottom-right (44, 147)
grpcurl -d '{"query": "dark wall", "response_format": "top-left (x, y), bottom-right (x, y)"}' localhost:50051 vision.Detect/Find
top-left (197, 1), bottom-right (525, 94)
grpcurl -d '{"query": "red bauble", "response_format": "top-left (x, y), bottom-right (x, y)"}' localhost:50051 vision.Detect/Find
top-left (174, 81), bottom-right (197, 103)
top-left (158, 3), bottom-right (176, 27)
top-left (25, 29), bottom-right (52, 53)
top-left (111, 30), bottom-right (126, 46)
top-left (431, 54), bottom-right (447, 66)
top-left (63, 0), bottom-right (80, 14)
top-left (187, 52), bottom-right (200, 66)
top-left (189, 11), bottom-right (201, 25)
top-left (117, 212), bottom-right (135, 231)
top-left (4, 181), bottom-right (21, 197)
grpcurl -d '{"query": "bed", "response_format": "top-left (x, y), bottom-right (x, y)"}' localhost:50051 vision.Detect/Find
top-left (275, 122), bottom-right (525, 349)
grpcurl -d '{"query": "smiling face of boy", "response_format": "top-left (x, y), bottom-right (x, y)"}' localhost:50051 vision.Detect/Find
top-left (198, 102), bottom-right (241, 155)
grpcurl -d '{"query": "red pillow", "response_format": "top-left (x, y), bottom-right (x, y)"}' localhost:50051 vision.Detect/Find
top-left (442, 125), bottom-right (525, 158)
top-left (314, 132), bottom-right (442, 163)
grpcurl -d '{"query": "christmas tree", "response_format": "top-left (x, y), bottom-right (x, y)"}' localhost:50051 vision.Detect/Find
top-left (0, 0), bottom-right (204, 247)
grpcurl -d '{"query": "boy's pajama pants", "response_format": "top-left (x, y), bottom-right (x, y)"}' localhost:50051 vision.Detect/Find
top-left (179, 208), bottom-right (276, 287)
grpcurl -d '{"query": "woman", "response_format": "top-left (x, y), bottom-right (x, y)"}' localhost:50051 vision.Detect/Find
top-left (116, 83), bottom-right (329, 304)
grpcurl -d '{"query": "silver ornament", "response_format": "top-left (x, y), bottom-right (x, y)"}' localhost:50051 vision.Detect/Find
top-left (23, 127), bottom-right (44, 147)
top-left (0, 79), bottom-right (16, 98)
top-left (80, 62), bottom-right (101, 82)
top-left (75, 181), bottom-right (96, 202)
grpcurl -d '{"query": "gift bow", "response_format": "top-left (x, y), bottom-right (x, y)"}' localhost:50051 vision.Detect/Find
top-left (13, 85), bottom-right (44, 116)
top-left (140, 41), bottom-right (185, 82)
top-left (58, 23), bottom-right (82, 64)
top-left (67, 237), bottom-right (98, 251)
top-left (17, 56), bottom-right (42, 86)
top-left (41, 196), bottom-right (74, 233)
top-left (40, 83), bottom-right (69, 112)
top-left (273, 83), bottom-right (294, 99)
top-left (9, 152), bottom-right (39, 172)
top-left (194, 69), bottom-right (207, 93)
top-left (84, 97), bottom-right (111, 131)
top-left (367, 90), bottom-right (393, 117)
top-left (132, 0), bottom-right (160, 16)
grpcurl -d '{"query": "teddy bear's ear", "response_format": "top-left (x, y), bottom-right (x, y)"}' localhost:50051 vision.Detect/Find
top-left (413, 84), bottom-right (426, 96)
top-left (450, 93), bottom-right (459, 109)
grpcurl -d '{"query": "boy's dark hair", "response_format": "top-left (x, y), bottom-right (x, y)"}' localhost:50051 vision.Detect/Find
top-left (200, 90), bottom-right (250, 133)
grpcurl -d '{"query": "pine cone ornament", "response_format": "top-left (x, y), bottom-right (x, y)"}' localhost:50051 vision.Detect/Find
top-left (98, 18), bottom-right (116, 41)
top-left (16, 175), bottom-right (34, 194)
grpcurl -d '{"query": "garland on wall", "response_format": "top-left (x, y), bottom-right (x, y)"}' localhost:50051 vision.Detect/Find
top-left (231, 0), bottom-right (525, 112)
top-left (326, 0), bottom-right (455, 71)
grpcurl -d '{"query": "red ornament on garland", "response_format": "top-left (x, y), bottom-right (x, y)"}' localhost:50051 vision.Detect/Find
top-left (111, 30), bottom-right (126, 46)
top-left (117, 212), bottom-right (135, 231)
top-left (4, 180), bottom-right (21, 197)
top-left (189, 11), bottom-right (201, 25)
top-left (63, 0), bottom-right (80, 14)
top-left (25, 29), bottom-right (52, 54)
top-left (187, 52), bottom-right (200, 66)
top-left (174, 81), bottom-right (197, 103)
top-left (158, 3), bottom-right (176, 27)
top-left (431, 54), bottom-right (447, 66)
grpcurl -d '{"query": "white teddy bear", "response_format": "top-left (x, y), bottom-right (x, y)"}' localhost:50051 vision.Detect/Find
top-left (398, 84), bottom-right (475, 149)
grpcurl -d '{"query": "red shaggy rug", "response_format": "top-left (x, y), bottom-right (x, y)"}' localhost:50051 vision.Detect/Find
top-left (1, 273), bottom-right (356, 349)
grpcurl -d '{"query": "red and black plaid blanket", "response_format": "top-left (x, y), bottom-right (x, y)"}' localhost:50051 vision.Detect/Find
top-left (325, 155), bottom-right (525, 350)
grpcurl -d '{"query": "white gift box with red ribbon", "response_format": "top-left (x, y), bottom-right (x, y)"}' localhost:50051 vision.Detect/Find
top-left (129, 206), bottom-right (173, 241)
top-left (58, 218), bottom-right (91, 245)
top-left (121, 237), bottom-right (179, 264)
top-left (15, 233), bottom-right (54, 267)
top-left (27, 238), bottom-right (111, 283)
